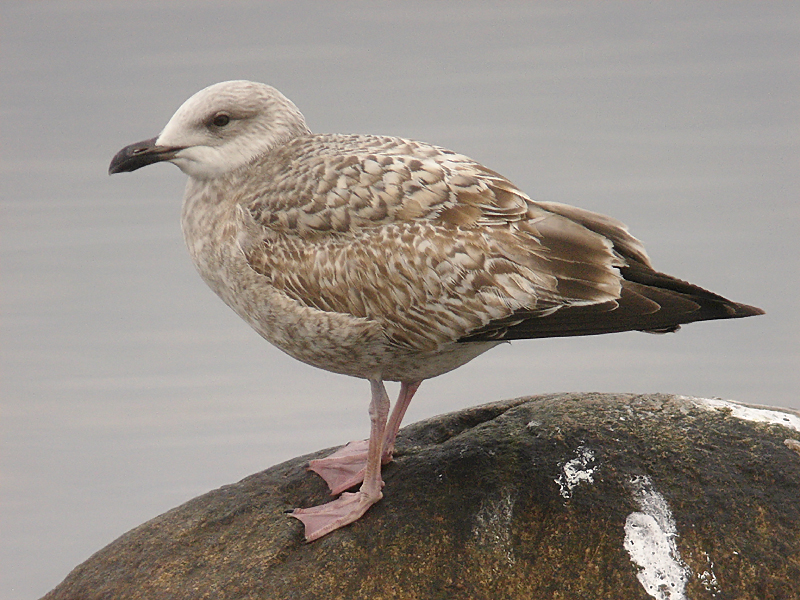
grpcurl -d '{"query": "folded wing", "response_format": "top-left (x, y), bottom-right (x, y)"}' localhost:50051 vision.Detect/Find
top-left (238, 134), bottom-right (762, 350)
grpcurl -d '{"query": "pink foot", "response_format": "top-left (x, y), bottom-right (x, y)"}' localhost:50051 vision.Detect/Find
top-left (309, 440), bottom-right (395, 495)
top-left (308, 440), bottom-right (369, 495)
top-left (290, 489), bottom-right (382, 542)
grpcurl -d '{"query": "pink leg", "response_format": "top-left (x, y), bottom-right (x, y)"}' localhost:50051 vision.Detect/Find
top-left (382, 380), bottom-right (421, 460)
top-left (307, 380), bottom-right (421, 495)
top-left (290, 379), bottom-right (390, 542)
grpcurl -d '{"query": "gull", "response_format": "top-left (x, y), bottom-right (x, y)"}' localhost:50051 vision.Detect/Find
top-left (109, 80), bottom-right (763, 542)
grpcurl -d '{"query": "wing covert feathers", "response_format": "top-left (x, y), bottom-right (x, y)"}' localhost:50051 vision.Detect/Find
top-left (238, 133), bottom-right (762, 349)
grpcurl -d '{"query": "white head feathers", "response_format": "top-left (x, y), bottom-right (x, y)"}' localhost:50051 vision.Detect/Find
top-left (155, 80), bottom-right (310, 179)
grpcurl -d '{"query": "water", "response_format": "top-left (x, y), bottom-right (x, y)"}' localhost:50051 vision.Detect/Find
top-left (2, 2), bottom-right (798, 598)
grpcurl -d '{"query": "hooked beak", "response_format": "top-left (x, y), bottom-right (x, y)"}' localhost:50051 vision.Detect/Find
top-left (108, 137), bottom-right (183, 175)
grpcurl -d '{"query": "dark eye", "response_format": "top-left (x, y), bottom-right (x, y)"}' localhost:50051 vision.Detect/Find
top-left (211, 113), bottom-right (231, 127)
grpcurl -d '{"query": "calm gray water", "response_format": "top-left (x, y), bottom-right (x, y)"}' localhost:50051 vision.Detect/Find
top-left (2, 2), bottom-right (798, 597)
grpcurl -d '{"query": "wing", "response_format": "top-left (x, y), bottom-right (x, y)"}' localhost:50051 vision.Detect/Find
top-left (237, 133), bottom-right (761, 351)
top-left (240, 133), bottom-right (535, 233)
top-left (459, 212), bottom-right (765, 342)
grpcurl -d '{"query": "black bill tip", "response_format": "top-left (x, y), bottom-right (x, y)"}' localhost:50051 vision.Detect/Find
top-left (108, 137), bottom-right (180, 175)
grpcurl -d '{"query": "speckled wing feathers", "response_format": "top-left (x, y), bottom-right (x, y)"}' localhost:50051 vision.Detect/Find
top-left (239, 134), bottom-right (629, 351)
top-left (242, 135), bottom-right (534, 233)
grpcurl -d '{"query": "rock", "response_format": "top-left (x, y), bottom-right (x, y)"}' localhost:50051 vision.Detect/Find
top-left (43, 393), bottom-right (800, 600)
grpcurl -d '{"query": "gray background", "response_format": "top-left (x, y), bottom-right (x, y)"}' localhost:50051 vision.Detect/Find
top-left (2, 2), bottom-right (798, 598)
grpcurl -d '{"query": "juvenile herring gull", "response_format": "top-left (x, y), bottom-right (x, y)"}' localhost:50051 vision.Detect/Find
top-left (109, 80), bottom-right (763, 542)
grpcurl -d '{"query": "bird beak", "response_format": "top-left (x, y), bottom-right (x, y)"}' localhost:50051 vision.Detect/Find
top-left (108, 137), bottom-right (183, 175)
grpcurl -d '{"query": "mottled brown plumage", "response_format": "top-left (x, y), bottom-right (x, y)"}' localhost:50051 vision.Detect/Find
top-left (109, 80), bottom-right (763, 542)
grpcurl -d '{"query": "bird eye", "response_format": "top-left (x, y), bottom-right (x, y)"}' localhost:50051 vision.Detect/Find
top-left (211, 113), bottom-right (231, 127)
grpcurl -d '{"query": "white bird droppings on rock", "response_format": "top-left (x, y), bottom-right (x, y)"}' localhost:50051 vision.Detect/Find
top-left (698, 551), bottom-right (721, 596)
top-left (555, 445), bottom-right (597, 500)
top-left (623, 475), bottom-right (690, 600)
top-left (690, 397), bottom-right (800, 432)
top-left (785, 438), bottom-right (800, 457)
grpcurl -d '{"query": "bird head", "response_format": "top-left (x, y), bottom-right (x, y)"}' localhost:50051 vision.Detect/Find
top-left (109, 80), bottom-right (310, 180)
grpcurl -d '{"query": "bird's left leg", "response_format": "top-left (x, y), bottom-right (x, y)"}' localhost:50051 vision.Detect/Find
top-left (290, 379), bottom-right (390, 541)
top-left (307, 380), bottom-right (421, 495)
top-left (381, 380), bottom-right (421, 461)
